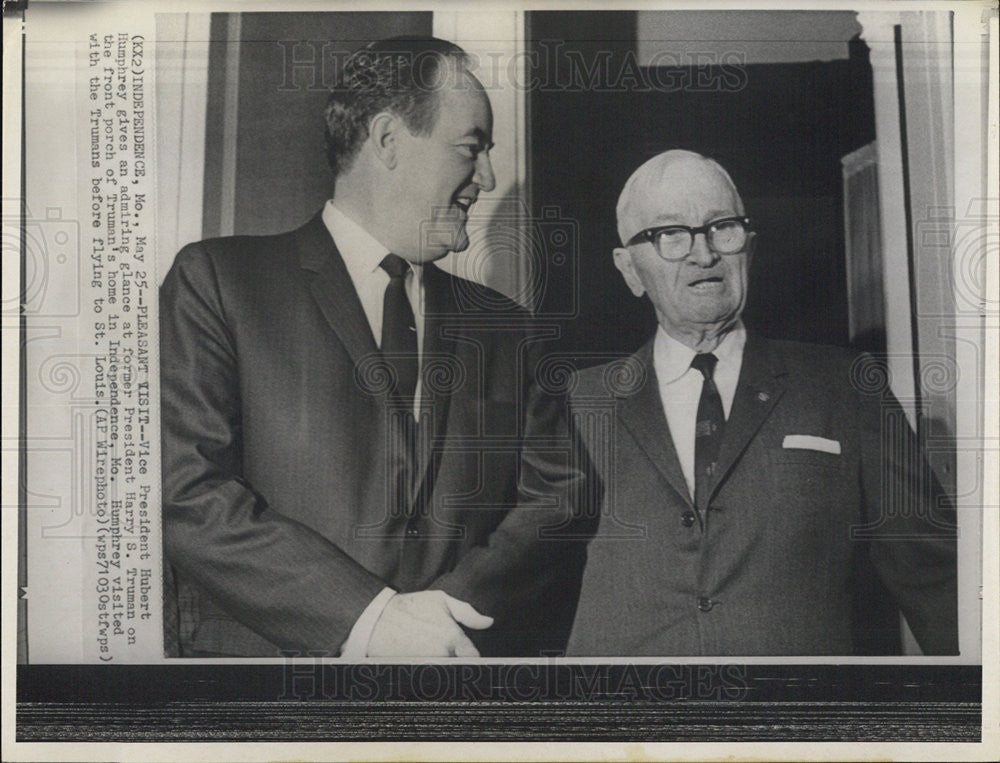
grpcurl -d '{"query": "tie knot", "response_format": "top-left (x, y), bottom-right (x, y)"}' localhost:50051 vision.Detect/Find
top-left (380, 253), bottom-right (410, 280)
top-left (690, 352), bottom-right (718, 380)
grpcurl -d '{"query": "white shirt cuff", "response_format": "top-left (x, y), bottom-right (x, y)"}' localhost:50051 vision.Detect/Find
top-left (339, 586), bottom-right (396, 659)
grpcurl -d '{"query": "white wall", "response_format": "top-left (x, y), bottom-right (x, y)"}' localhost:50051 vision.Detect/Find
top-left (859, 9), bottom-right (984, 660)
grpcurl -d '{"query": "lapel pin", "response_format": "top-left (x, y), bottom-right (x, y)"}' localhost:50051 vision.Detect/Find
top-left (757, 391), bottom-right (770, 402)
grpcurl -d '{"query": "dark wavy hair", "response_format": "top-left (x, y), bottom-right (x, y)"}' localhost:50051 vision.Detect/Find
top-left (324, 36), bottom-right (470, 178)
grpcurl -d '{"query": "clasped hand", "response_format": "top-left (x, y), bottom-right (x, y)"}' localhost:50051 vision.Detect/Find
top-left (367, 590), bottom-right (493, 657)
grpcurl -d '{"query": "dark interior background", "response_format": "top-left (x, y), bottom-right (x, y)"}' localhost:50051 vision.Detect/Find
top-left (528, 11), bottom-right (876, 358)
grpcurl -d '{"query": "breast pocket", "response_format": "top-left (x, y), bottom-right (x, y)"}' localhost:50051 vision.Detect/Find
top-left (769, 446), bottom-right (847, 469)
top-left (766, 445), bottom-right (853, 517)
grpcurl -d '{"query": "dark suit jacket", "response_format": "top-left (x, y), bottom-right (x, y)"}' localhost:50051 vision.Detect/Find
top-left (160, 213), bottom-right (585, 656)
top-left (566, 334), bottom-right (958, 656)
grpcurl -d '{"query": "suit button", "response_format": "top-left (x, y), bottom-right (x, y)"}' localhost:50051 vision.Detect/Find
top-left (697, 596), bottom-right (714, 612)
top-left (681, 511), bottom-right (696, 527)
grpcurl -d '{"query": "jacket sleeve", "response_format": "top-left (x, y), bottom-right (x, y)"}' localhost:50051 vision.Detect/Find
top-left (856, 357), bottom-right (959, 655)
top-left (428, 332), bottom-right (595, 640)
top-left (160, 242), bottom-right (385, 654)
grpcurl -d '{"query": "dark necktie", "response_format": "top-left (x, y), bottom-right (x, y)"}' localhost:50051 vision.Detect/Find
top-left (379, 253), bottom-right (418, 403)
top-left (691, 352), bottom-right (725, 511)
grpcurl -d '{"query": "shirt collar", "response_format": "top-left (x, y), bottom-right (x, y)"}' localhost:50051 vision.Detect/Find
top-left (321, 200), bottom-right (423, 282)
top-left (653, 321), bottom-right (746, 385)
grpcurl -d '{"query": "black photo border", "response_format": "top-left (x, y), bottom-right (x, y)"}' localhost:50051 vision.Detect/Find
top-left (17, 663), bottom-right (981, 742)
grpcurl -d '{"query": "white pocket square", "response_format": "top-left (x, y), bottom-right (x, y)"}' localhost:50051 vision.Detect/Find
top-left (782, 435), bottom-right (841, 454)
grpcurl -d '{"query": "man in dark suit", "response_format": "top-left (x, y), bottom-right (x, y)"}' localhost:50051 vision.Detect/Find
top-left (566, 150), bottom-right (957, 656)
top-left (160, 37), bottom-right (585, 657)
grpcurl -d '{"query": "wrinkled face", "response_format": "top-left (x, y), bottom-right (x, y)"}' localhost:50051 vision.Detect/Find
top-left (390, 68), bottom-right (496, 263)
top-left (614, 158), bottom-right (752, 342)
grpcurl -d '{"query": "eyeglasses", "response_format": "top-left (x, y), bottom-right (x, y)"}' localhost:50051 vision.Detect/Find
top-left (626, 216), bottom-right (752, 261)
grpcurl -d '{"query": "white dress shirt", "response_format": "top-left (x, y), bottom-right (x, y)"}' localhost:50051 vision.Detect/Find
top-left (321, 200), bottom-right (421, 658)
top-left (652, 322), bottom-right (746, 499)
top-left (322, 200), bottom-right (425, 407)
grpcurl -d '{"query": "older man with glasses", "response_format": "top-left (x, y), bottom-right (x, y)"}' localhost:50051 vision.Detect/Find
top-left (565, 149), bottom-right (957, 656)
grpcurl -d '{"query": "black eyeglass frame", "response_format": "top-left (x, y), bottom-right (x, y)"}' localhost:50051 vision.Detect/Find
top-left (626, 216), bottom-right (753, 260)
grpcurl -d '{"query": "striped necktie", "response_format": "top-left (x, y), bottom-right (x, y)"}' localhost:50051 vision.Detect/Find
top-left (691, 352), bottom-right (725, 511)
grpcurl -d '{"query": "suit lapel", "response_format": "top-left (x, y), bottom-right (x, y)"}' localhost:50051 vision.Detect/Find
top-left (710, 332), bottom-right (787, 499)
top-left (420, 264), bottom-right (458, 444)
top-left (616, 341), bottom-right (694, 508)
top-left (295, 212), bottom-right (379, 365)
top-left (409, 263), bottom-right (458, 506)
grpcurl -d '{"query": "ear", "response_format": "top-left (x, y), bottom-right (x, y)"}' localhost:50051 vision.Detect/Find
top-left (613, 247), bottom-right (646, 297)
top-left (743, 230), bottom-right (756, 266)
top-left (369, 111), bottom-right (400, 169)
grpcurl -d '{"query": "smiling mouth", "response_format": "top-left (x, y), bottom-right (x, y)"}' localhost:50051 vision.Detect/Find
top-left (453, 195), bottom-right (476, 214)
